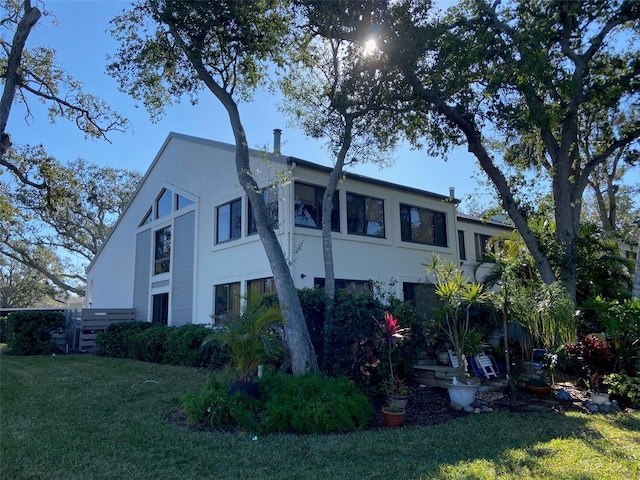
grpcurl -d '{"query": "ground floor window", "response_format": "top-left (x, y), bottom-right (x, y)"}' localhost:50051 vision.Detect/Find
top-left (247, 277), bottom-right (276, 297)
top-left (403, 282), bottom-right (438, 319)
top-left (152, 293), bottom-right (169, 324)
top-left (214, 282), bottom-right (241, 320)
top-left (313, 278), bottom-right (372, 294)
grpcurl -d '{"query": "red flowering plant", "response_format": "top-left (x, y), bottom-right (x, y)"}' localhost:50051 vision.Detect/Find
top-left (377, 312), bottom-right (410, 398)
top-left (565, 336), bottom-right (616, 393)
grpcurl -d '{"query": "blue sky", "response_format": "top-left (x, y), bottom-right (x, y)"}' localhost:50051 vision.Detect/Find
top-left (8, 1), bottom-right (637, 214)
top-left (6, 0), bottom-right (492, 212)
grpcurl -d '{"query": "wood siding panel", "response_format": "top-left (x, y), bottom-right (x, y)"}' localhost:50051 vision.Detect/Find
top-left (171, 211), bottom-right (195, 325)
top-left (133, 229), bottom-right (151, 321)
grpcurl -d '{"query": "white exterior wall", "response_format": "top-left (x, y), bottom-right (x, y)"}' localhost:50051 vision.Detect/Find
top-left (457, 218), bottom-right (512, 282)
top-left (87, 132), bottom-right (513, 325)
top-left (287, 166), bottom-right (459, 297)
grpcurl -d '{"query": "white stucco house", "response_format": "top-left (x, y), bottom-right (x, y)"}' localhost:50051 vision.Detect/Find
top-left (85, 132), bottom-right (512, 326)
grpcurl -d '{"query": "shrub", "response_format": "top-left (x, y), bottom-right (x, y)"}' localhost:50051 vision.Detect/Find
top-left (0, 316), bottom-right (8, 343)
top-left (127, 325), bottom-right (168, 363)
top-left (163, 324), bottom-right (228, 368)
top-left (96, 321), bottom-right (151, 358)
top-left (183, 372), bottom-right (371, 434)
top-left (4, 310), bottom-right (66, 355)
top-left (605, 372), bottom-right (640, 407)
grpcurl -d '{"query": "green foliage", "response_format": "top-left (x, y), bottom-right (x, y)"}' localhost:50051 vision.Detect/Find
top-left (604, 372), bottom-right (640, 407)
top-left (425, 254), bottom-right (487, 379)
top-left (4, 310), bottom-right (65, 355)
top-left (183, 372), bottom-right (371, 434)
top-left (207, 294), bottom-right (284, 382)
top-left (97, 322), bottom-right (229, 369)
top-left (0, 315), bottom-right (7, 343)
top-left (579, 296), bottom-right (640, 374)
top-left (298, 287), bottom-right (423, 398)
top-left (127, 325), bottom-right (168, 363)
top-left (163, 324), bottom-right (226, 368)
top-left (96, 321), bottom-right (151, 358)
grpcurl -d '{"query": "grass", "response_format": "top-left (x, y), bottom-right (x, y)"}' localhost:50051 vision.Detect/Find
top-left (1, 352), bottom-right (639, 480)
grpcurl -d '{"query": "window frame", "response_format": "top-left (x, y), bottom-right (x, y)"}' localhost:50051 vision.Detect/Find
top-left (153, 225), bottom-right (171, 275)
top-left (346, 192), bottom-right (385, 238)
top-left (474, 233), bottom-right (495, 262)
top-left (216, 198), bottom-right (242, 244)
top-left (294, 182), bottom-right (340, 232)
top-left (399, 203), bottom-right (448, 247)
top-left (458, 230), bottom-right (467, 260)
top-left (214, 282), bottom-right (241, 319)
top-left (248, 188), bottom-right (279, 235)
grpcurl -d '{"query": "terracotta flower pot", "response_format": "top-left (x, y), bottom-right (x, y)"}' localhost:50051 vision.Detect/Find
top-left (382, 408), bottom-right (405, 428)
top-left (526, 384), bottom-right (552, 395)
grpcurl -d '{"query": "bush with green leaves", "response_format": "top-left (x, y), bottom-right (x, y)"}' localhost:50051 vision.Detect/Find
top-left (163, 324), bottom-right (227, 368)
top-left (4, 310), bottom-right (66, 355)
top-left (0, 316), bottom-right (8, 343)
top-left (298, 288), bottom-right (423, 398)
top-left (183, 372), bottom-right (371, 434)
top-left (605, 372), bottom-right (640, 407)
top-left (127, 325), bottom-right (168, 363)
top-left (96, 321), bottom-right (151, 358)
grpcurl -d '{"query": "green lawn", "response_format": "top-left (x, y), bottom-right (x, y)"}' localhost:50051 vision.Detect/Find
top-left (1, 353), bottom-right (638, 480)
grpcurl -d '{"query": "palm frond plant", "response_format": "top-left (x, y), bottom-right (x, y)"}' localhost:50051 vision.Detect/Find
top-left (206, 294), bottom-right (284, 383)
top-left (424, 255), bottom-right (486, 381)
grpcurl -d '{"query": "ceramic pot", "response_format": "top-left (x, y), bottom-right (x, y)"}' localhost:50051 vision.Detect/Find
top-left (382, 408), bottom-right (405, 428)
top-left (389, 395), bottom-right (409, 409)
top-left (447, 383), bottom-right (477, 407)
top-left (590, 392), bottom-right (610, 404)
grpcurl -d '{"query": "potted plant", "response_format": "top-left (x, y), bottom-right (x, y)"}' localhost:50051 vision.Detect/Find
top-left (425, 255), bottom-right (486, 407)
top-left (565, 335), bottom-right (616, 404)
top-left (378, 312), bottom-right (409, 426)
top-left (386, 376), bottom-right (409, 409)
top-left (206, 294), bottom-right (284, 397)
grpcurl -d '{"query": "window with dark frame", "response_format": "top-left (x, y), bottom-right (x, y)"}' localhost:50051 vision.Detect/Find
top-left (247, 277), bottom-right (276, 297)
top-left (216, 198), bottom-right (242, 243)
top-left (346, 192), bottom-right (385, 238)
top-left (154, 226), bottom-right (171, 274)
top-left (214, 282), bottom-right (241, 319)
top-left (248, 188), bottom-right (279, 235)
top-left (152, 292), bottom-right (169, 324)
top-left (399, 204), bottom-right (447, 246)
top-left (474, 233), bottom-right (495, 262)
top-left (294, 182), bottom-right (340, 231)
top-left (458, 230), bottom-right (467, 260)
top-left (155, 188), bottom-right (172, 219)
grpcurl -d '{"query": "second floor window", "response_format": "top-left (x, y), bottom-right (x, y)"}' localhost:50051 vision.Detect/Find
top-left (154, 226), bottom-right (171, 275)
top-left (248, 188), bottom-right (279, 235)
top-left (458, 230), bottom-right (467, 260)
top-left (294, 182), bottom-right (340, 231)
top-left (216, 198), bottom-right (242, 243)
top-left (399, 204), bottom-right (447, 247)
top-left (346, 193), bottom-right (385, 238)
top-left (474, 233), bottom-right (495, 262)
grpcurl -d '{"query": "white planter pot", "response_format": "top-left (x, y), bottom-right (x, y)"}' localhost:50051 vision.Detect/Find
top-left (590, 392), bottom-right (610, 404)
top-left (447, 383), bottom-right (478, 407)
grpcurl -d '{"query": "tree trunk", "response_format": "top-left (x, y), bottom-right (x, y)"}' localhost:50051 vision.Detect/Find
top-left (633, 230), bottom-right (640, 301)
top-left (169, 25), bottom-right (320, 375)
top-left (0, 2), bottom-right (41, 158)
top-left (320, 119), bottom-right (351, 371)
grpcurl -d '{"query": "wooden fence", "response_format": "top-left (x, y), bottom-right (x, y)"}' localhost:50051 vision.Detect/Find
top-left (78, 309), bottom-right (137, 353)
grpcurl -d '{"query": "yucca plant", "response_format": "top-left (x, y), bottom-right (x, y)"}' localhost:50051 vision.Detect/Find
top-left (425, 255), bottom-right (486, 380)
top-left (207, 294), bottom-right (284, 383)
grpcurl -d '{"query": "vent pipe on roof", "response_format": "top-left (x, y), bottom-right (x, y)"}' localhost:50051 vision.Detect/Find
top-left (449, 187), bottom-right (455, 200)
top-left (273, 128), bottom-right (282, 155)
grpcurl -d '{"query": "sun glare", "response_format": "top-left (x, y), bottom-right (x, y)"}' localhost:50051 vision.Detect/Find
top-left (363, 38), bottom-right (378, 55)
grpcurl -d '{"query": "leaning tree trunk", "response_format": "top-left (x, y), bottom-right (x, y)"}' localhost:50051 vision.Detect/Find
top-left (633, 230), bottom-right (640, 300)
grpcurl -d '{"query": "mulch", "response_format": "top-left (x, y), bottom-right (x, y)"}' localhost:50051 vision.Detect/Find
top-left (368, 379), bottom-right (636, 429)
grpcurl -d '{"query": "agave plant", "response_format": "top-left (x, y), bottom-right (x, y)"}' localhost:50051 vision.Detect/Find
top-left (207, 294), bottom-right (284, 383)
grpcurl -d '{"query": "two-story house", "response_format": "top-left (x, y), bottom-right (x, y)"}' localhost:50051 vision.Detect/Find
top-left (86, 132), bottom-right (512, 325)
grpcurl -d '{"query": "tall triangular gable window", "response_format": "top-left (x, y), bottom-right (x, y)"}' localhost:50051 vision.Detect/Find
top-left (156, 189), bottom-right (172, 219)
